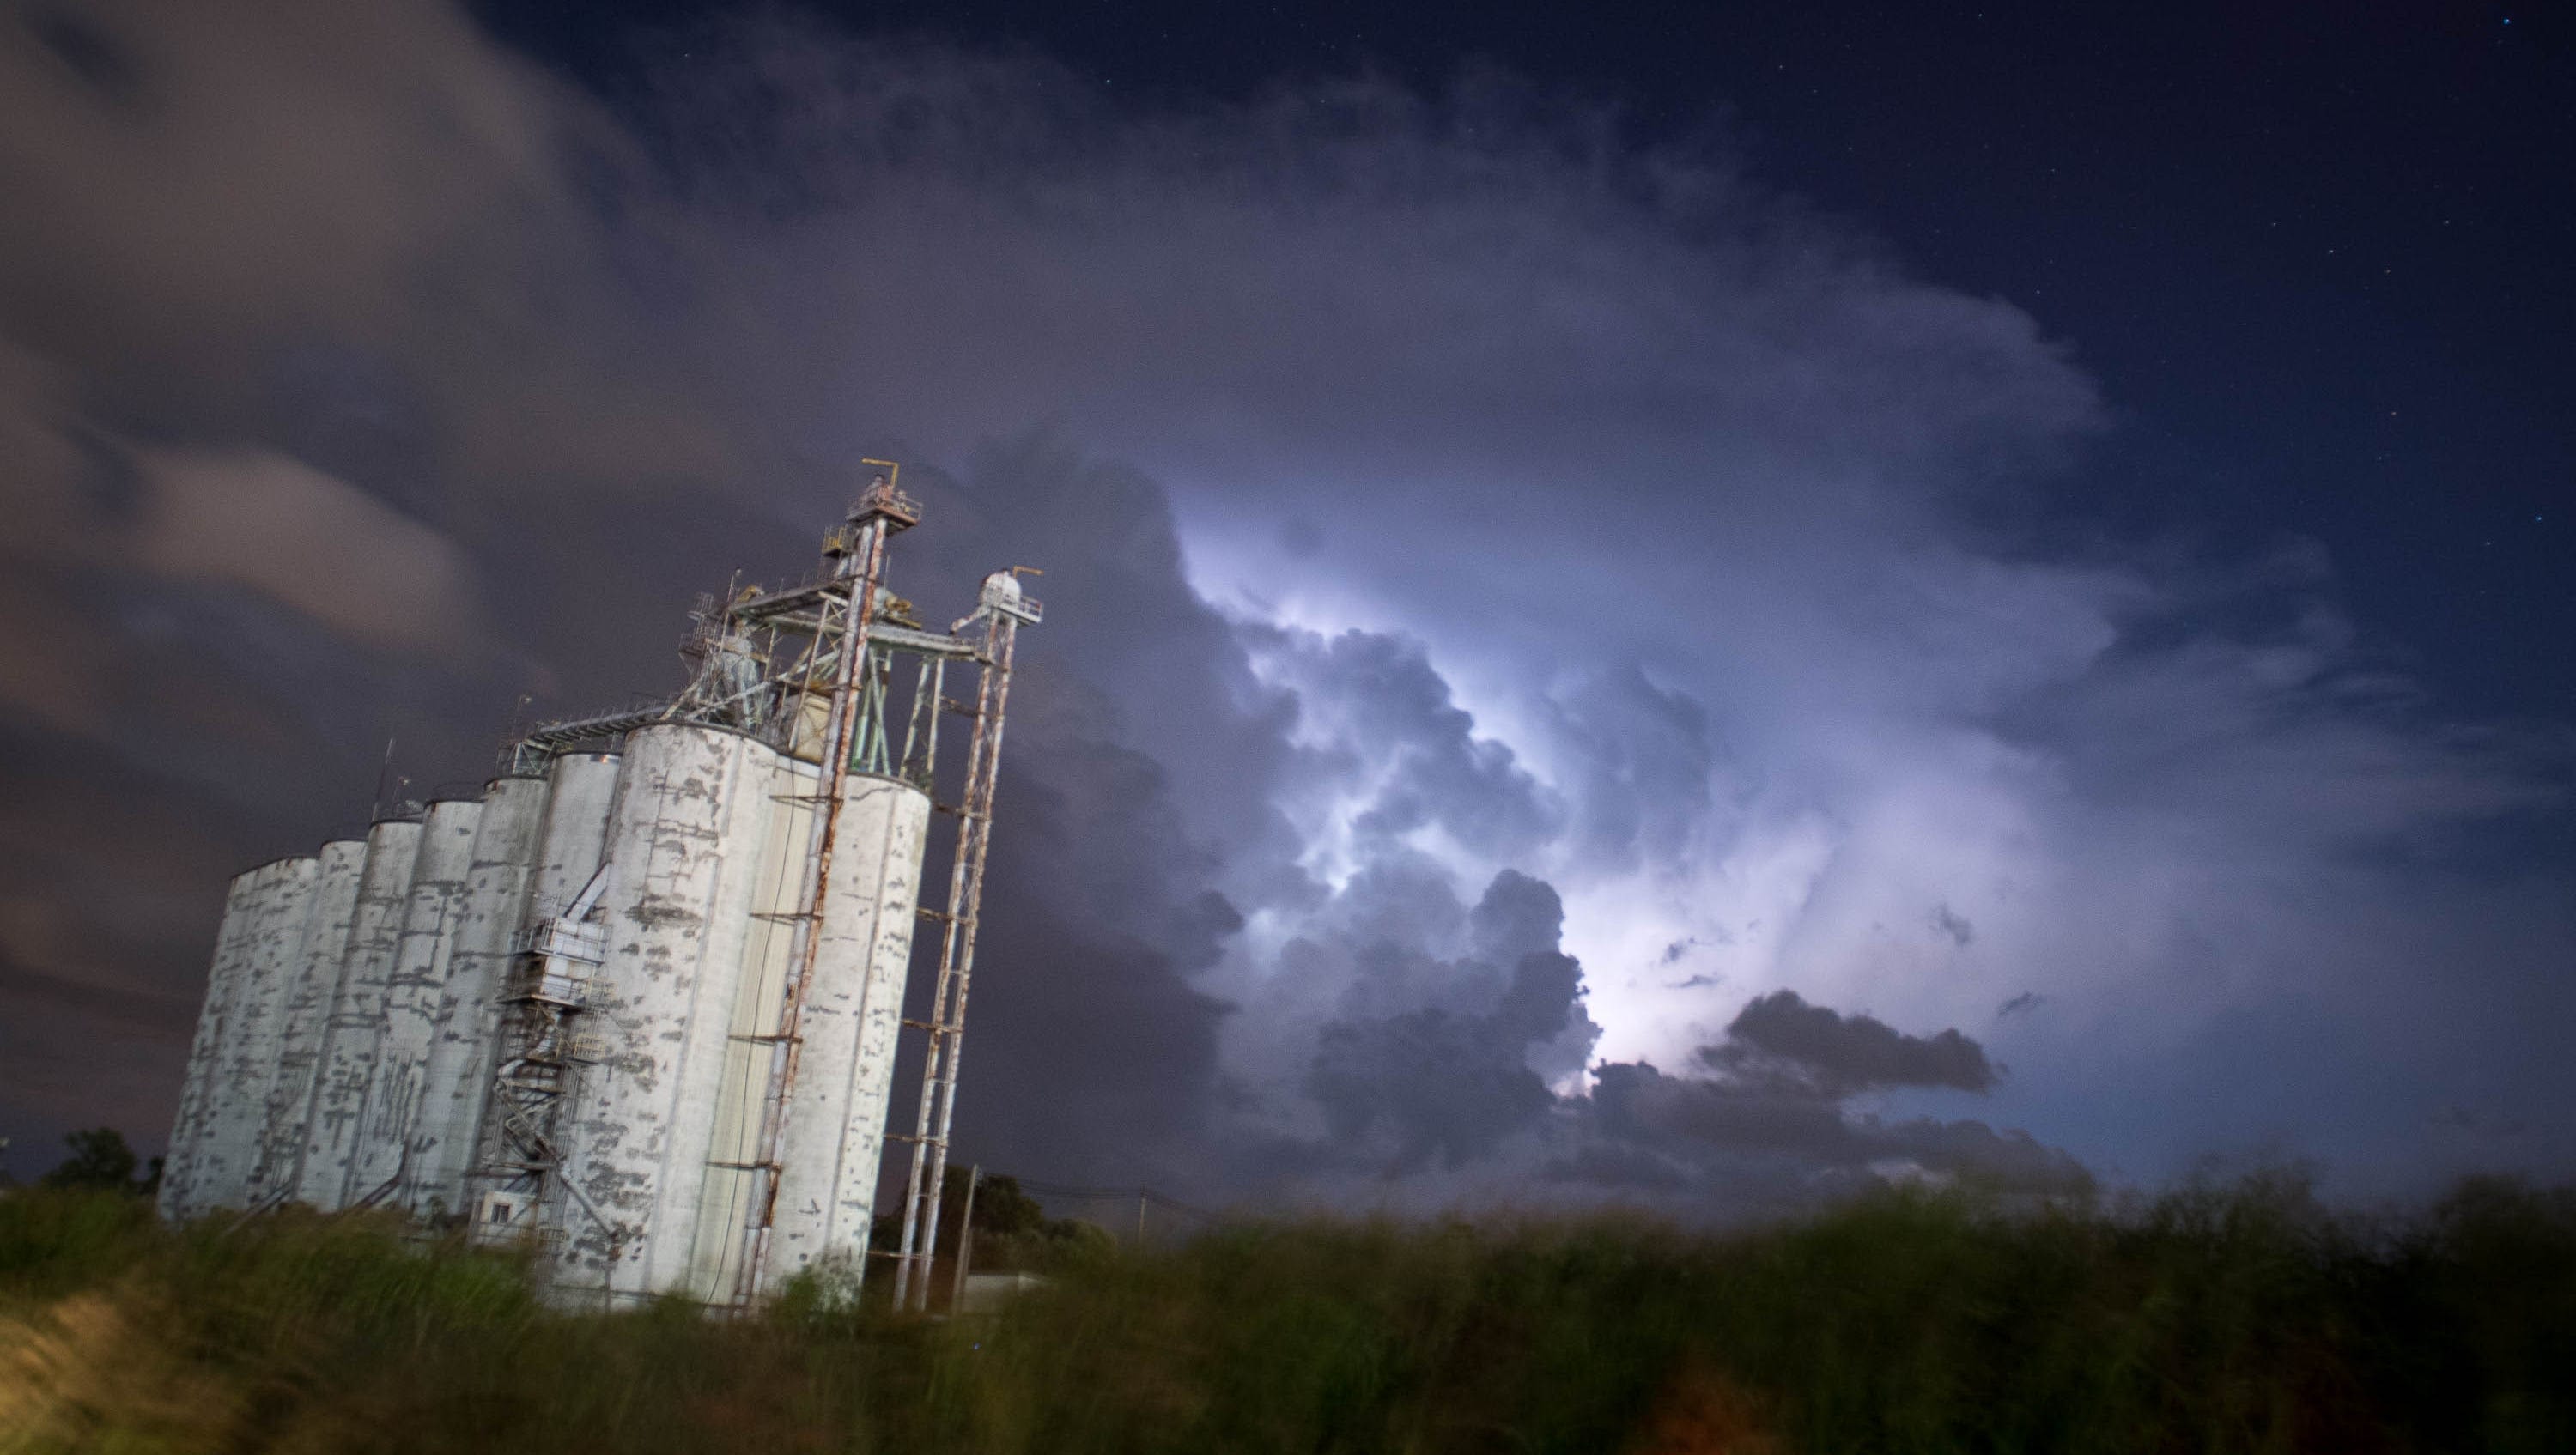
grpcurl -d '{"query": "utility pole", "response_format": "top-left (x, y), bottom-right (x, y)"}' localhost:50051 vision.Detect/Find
top-left (948, 1165), bottom-right (982, 1313)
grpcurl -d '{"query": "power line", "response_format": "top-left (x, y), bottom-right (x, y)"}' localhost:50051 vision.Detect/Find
top-left (1010, 1179), bottom-right (1219, 1224)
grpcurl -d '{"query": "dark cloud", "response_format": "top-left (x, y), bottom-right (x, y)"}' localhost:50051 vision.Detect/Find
top-left (1309, 1008), bottom-right (1555, 1171)
top-left (1571, 999), bottom-right (2084, 1204)
top-left (1472, 870), bottom-right (1571, 975)
top-left (854, 436), bottom-right (1290, 1185)
top-left (0, 720), bottom-right (259, 1165)
top-left (1277, 873), bottom-right (2067, 1207)
top-left (1706, 990), bottom-right (1996, 1096)
top-left (0, 0), bottom-right (2565, 1206)
top-left (1302, 871), bottom-right (1599, 1173)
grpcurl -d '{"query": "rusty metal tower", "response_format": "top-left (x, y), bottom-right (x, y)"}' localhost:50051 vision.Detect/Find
top-left (890, 564), bottom-right (1039, 1309)
top-left (726, 464), bottom-right (919, 1302)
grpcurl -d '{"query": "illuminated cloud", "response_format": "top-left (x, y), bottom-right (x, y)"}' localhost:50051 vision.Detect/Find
top-left (0, 1), bottom-right (2566, 1205)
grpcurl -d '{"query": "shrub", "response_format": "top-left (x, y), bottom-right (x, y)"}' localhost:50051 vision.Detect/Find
top-left (1, 1175), bottom-right (2570, 1452)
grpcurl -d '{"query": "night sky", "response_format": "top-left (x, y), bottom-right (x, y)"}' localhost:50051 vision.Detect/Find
top-left (0, 0), bottom-right (2567, 1211)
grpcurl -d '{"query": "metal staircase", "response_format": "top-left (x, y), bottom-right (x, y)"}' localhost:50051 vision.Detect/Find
top-left (468, 865), bottom-right (611, 1249)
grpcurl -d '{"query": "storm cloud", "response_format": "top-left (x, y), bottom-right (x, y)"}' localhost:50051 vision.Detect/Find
top-left (1, 0), bottom-right (2568, 1209)
top-left (1303, 870), bottom-right (1595, 1172)
top-left (1710, 990), bottom-right (1996, 1097)
top-left (1551, 990), bottom-right (2082, 1206)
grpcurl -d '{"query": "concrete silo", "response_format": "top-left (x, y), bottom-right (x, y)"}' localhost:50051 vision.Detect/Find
top-left (762, 774), bottom-right (932, 1290)
top-left (404, 774), bottom-right (550, 1220)
top-left (549, 723), bottom-right (777, 1303)
top-left (188, 857), bottom-right (320, 1213)
top-left (295, 819), bottom-right (422, 1209)
top-left (161, 465), bottom-right (1039, 1313)
top-left (248, 838), bottom-right (368, 1203)
top-left (672, 757), bottom-right (931, 1301)
top-left (459, 750), bottom-right (623, 1246)
top-left (345, 798), bottom-right (483, 1200)
top-left (158, 873), bottom-right (261, 1222)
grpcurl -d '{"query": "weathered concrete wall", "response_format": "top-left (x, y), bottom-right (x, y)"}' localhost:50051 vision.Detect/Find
top-left (682, 755), bottom-right (821, 1299)
top-left (158, 872), bottom-right (262, 1221)
top-left (345, 799), bottom-right (483, 1199)
top-left (459, 752), bottom-right (623, 1228)
top-left (407, 775), bottom-right (550, 1221)
top-left (528, 754), bottom-right (625, 920)
top-left (247, 839), bottom-right (368, 1202)
top-left (190, 858), bottom-right (321, 1211)
top-left (761, 774), bottom-right (933, 1295)
top-left (161, 729), bottom-right (939, 1310)
top-left (554, 725), bottom-right (774, 1304)
top-left (294, 819), bottom-right (422, 1209)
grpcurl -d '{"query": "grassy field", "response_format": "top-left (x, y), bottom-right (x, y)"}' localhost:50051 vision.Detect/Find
top-left (4, 1174), bottom-right (2573, 1453)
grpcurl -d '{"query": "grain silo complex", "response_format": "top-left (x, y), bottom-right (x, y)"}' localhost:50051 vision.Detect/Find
top-left (157, 467), bottom-right (1038, 1311)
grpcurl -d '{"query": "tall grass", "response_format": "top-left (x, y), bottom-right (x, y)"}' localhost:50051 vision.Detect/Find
top-left (3, 1174), bottom-right (2570, 1453)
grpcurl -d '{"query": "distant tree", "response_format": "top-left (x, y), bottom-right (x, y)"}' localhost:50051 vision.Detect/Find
top-left (962, 1170), bottom-right (1050, 1240)
top-left (39, 1127), bottom-right (147, 1193)
top-left (867, 1166), bottom-right (1115, 1272)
